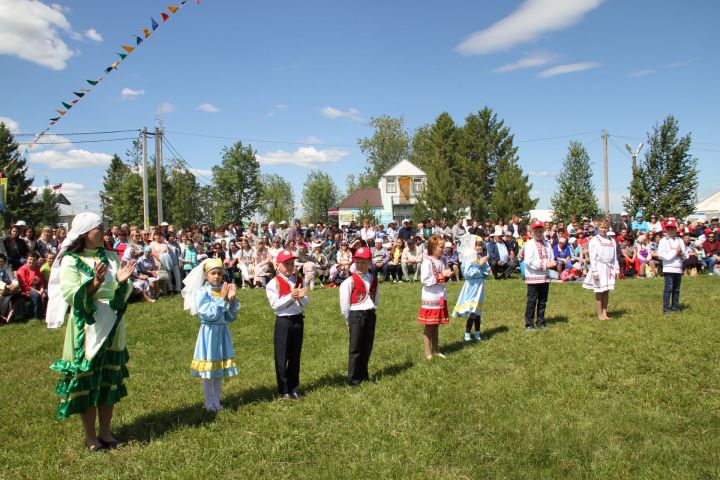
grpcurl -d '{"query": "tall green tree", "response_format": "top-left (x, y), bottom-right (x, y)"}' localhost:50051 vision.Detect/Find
top-left (458, 107), bottom-right (517, 220)
top-left (35, 180), bottom-right (60, 227)
top-left (413, 156), bottom-right (466, 222)
top-left (167, 158), bottom-right (201, 227)
top-left (102, 154), bottom-right (141, 225)
top-left (356, 200), bottom-right (380, 225)
top-left (357, 116), bottom-right (410, 188)
top-left (408, 124), bottom-right (433, 172)
top-left (259, 173), bottom-right (295, 224)
top-left (491, 156), bottom-right (537, 220)
top-left (430, 112), bottom-right (460, 177)
top-left (624, 115), bottom-right (698, 218)
top-left (196, 185), bottom-right (216, 226)
top-left (211, 141), bottom-right (261, 225)
top-left (301, 170), bottom-right (340, 224)
top-left (0, 122), bottom-right (35, 227)
top-left (551, 141), bottom-right (600, 221)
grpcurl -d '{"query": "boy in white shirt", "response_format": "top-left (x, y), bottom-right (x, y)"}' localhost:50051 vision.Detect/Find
top-left (339, 247), bottom-right (379, 386)
top-left (523, 219), bottom-right (557, 331)
top-left (265, 250), bottom-right (309, 399)
top-left (657, 219), bottom-right (687, 313)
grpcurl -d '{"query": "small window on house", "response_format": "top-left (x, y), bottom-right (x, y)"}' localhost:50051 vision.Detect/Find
top-left (412, 178), bottom-right (423, 193)
top-left (386, 177), bottom-right (397, 193)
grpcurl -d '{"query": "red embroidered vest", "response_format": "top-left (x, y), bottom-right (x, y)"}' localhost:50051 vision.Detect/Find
top-left (350, 273), bottom-right (378, 305)
top-left (276, 274), bottom-right (302, 296)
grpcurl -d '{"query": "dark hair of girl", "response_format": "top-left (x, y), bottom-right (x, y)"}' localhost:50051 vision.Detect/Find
top-left (65, 233), bottom-right (88, 254)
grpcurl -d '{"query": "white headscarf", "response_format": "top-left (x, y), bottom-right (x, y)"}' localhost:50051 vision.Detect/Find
top-left (46, 212), bottom-right (103, 329)
top-left (181, 258), bottom-right (222, 316)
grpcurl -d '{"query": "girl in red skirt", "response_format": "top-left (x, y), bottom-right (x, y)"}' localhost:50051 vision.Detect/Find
top-left (418, 235), bottom-right (453, 359)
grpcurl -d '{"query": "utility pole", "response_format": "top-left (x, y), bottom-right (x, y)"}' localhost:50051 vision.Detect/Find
top-left (155, 126), bottom-right (164, 224)
top-left (603, 129), bottom-right (609, 215)
top-left (141, 127), bottom-right (150, 231)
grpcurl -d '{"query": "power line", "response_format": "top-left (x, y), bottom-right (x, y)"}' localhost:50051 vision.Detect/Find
top-left (14, 129), bottom-right (140, 137)
top-left (165, 130), bottom-right (359, 149)
top-left (18, 136), bottom-right (139, 146)
top-left (162, 135), bottom-right (214, 186)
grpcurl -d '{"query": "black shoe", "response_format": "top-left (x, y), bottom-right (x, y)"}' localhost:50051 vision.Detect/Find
top-left (291, 390), bottom-right (303, 400)
top-left (538, 324), bottom-right (547, 330)
top-left (99, 438), bottom-right (122, 449)
top-left (85, 441), bottom-right (107, 453)
top-left (278, 393), bottom-right (292, 401)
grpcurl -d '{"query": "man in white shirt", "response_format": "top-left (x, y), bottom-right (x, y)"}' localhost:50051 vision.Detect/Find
top-left (339, 247), bottom-right (378, 385)
top-left (360, 219), bottom-right (376, 246)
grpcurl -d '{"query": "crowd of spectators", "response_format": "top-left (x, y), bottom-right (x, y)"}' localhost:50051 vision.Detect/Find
top-left (1, 211), bottom-right (718, 325)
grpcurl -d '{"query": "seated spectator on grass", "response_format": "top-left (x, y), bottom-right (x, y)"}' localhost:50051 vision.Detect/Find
top-left (620, 238), bottom-right (638, 277)
top-left (254, 239), bottom-right (272, 288)
top-left (631, 212), bottom-right (650, 233)
top-left (114, 229), bottom-right (129, 258)
top-left (401, 237), bottom-right (422, 282)
top-left (560, 262), bottom-right (583, 282)
top-left (137, 246), bottom-right (161, 298)
top-left (0, 253), bottom-right (25, 323)
top-left (702, 230), bottom-right (719, 274)
top-left (4, 225), bottom-right (28, 270)
top-left (386, 238), bottom-right (404, 283)
top-left (40, 252), bottom-right (55, 284)
top-left (451, 218), bottom-right (466, 241)
top-left (17, 252), bottom-right (46, 319)
top-left (370, 238), bottom-right (389, 279)
top-left (682, 234), bottom-right (700, 276)
top-left (635, 235), bottom-right (656, 277)
top-left (440, 241), bottom-right (460, 281)
top-left (486, 233), bottom-right (516, 280)
top-left (647, 214), bottom-right (663, 233)
top-left (398, 219), bottom-right (414, 243)
top-left (36, 226), bottom-right (52, 258)
top-left (553, 237), bottom-right (573, 274)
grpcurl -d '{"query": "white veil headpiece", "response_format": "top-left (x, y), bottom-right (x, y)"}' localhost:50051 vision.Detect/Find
top-left (46, 212), bottom-right (103, 329)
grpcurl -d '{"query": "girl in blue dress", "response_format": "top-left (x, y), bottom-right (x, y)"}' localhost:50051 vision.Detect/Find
top-left (452, 237), bottom-right (490, 341)
top-left (181, 258), bottom-right (239, 411)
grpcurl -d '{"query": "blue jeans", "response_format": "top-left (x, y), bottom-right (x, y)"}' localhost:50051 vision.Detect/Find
top-left (28, 290), bottom-right (46, 319)
top-left (662, 273), bottom-right (682, 312)
top-left (704, 256), bottom-right (717, 273)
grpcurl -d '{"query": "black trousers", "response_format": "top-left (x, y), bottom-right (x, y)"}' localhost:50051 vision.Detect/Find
top-left (525, 283), bottom-right (550, 328)
top-left (348, 309), bottom-right (376, 385)
top-left (274, 315), bottom-right (304, 395)
top-left (662, 273), bottom-right (682, 312)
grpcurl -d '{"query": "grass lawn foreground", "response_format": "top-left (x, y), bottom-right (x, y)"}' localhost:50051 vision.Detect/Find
top-left (1, 276), bottom-right (719, 479)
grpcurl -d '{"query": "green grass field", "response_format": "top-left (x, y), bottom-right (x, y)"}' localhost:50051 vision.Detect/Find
top-left (1, 276), bottom-right (719, 479)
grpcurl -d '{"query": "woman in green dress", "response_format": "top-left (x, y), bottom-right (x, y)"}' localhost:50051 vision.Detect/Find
top-left (47, 212), bottom-right (136, 452)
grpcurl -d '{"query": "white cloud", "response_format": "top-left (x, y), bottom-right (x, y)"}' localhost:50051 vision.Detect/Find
top-left (537, 62), bottom-right (600, 78)
top-left (84, 27), bottom-right (102, 43)
top-left (0, 0), bottom-right (77, 69)
top-left (157, 102), bottom-right (177, 114)
top-left (300, 136), bottom-right (324, 145)
top-left (319, 106), bottom-right (363, 122)
top-left (267, 104), bottom-right (288, 117)
top-left (529, 170), bottom-right (551, 177)
top-left (0, 116), bottom-right (19, 133)
top-left (35, 133), bottom-right (73, 149)
top-left (29, 149), bottom-right (113, 169)
top-left (257, 147), bottom-right (349, 168)
top-left (121, 87), bottom-right (145, 100)
top-left (196, 103), bottom-right (219, 113)
top-left (456, 0), bottom-right (604, 55)
top-left (493, 51), bottom-right (558, 73)
top-left (628, 69), bottom-right (654, 78)
top-left (275, 104), bottom-right (287, 110)
top-left (189, 168), bottom-right (213, 178)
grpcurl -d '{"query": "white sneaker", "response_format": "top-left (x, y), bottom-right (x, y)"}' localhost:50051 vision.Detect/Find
top-left (433, 352), bottom-right (446, 359)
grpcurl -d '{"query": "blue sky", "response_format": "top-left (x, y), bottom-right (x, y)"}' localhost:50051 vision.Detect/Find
top-left (1, 0), bottom-right (718, 216)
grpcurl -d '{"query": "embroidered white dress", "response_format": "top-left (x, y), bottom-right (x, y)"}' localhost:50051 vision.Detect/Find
top-left (583, 235), bottom-right (619, 292)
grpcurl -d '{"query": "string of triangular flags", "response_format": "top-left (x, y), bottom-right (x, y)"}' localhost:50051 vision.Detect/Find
top-left (22, 0), bottom-right (201, 157)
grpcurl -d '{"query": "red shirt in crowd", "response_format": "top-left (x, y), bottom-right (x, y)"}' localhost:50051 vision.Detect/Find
top-left (703, 239), bottom-right (720, 257)
top-left (16, 264), bottom-right (46, 297)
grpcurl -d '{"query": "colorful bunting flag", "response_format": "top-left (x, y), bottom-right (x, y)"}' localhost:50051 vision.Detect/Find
top-left (121, 45), bottom-right (135, 53)
top-left (168, 5), bottom-right (179, 13)
top-left (152, 17), bottom-right (159, 30)
top-left (61, 102), bottom-right (72, 109)
top-left (73, 91), bottom-right (85, 98)
top-left (144, 28), bottom-right (152, 38)
top-left (117, 52), bottom-right (127, 59)
top-left (135, 35), bottom-right (143, 45)
top-left (55, 110), bottom-right (66, 115)
top-left (71, 100), bottom-right (79, 104)
top-left (161, 12), bottom-right (169, 21)
top-left (105, 66), bottom-right (113, 73)
top-left (87, 79), bottom-right (99, 85)
top-left (50, 121), bottom-right (57, 126)
top-left (50, 117), bottom-right (60, 121)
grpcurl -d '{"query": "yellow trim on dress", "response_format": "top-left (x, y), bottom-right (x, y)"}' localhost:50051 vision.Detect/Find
top-left (452, 301), bottom-right (484, 312)
top-left (190, 358), bottom-right (236, 371)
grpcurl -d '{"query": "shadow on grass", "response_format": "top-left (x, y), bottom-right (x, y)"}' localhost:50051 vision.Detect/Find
top-left (544, 315), bottom-right (569, 325)
top-left (116, 403), bottom-right (217, 444)
top-left (608, 308), bottom-right (628, 319)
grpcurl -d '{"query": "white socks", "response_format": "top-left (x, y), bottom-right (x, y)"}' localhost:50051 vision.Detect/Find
top-left (202, 377), bottom-right (223, 411)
